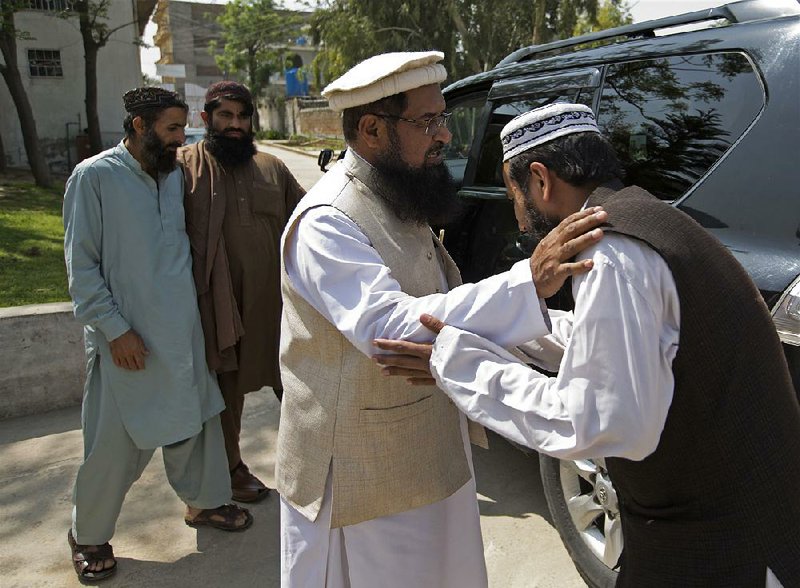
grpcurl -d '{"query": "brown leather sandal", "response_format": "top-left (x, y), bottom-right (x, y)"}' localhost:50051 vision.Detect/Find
top-left (68, 529), bottom-right (117, 583)
top-left (184, 503), bottom-right (253, 532)
top-left (231, 461), bottom-right (272, 503)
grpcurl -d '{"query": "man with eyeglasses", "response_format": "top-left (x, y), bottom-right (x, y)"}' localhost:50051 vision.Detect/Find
top-left (276, 51), bottom-right (608, 587)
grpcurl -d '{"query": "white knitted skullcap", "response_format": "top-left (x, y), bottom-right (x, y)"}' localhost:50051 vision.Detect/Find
top-left (322, 51), bottom-right (447, 112)
top-left (500, 103), bottom-right (600, 162)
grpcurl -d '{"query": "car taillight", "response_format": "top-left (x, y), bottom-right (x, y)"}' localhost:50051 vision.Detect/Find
top-left (772, 275), bottom-right (800, 346)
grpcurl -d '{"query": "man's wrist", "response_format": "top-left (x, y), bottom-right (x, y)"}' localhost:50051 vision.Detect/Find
top-left (99, 314), bottom-right (130, 342)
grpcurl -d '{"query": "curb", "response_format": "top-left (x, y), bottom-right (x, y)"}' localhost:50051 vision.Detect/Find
top-left (0, 302), bottom-right (84, 420)
top-left (257, 141), bottom-right (320, 159)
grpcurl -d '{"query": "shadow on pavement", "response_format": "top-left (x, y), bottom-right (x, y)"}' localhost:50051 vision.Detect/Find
top-left (473, 431), bottom-right (555, 525)
top-left (0, 404), bottom-right (81, 445)
top-left (0, 391), bottom-right (582, 587)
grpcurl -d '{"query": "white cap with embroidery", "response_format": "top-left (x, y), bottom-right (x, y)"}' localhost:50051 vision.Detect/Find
top-left (322, 51), bottom-right (447, 112)
top-left (500, 103), bottom-right (600, 162)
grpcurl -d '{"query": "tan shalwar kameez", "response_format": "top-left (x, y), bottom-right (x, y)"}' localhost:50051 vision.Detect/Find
top-left (180, 141), bottom-right (305, 468)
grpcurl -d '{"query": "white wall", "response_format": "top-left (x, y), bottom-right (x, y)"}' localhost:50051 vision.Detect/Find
top-left (0, 2), bottom-right (143, 174)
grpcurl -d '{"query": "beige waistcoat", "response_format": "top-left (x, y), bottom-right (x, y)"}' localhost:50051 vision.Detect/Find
top-left (276, 151), bottom-right (486, 528)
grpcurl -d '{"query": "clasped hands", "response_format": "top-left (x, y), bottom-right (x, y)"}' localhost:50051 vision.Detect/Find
top-left (372, 207), bottom-right (606, 383)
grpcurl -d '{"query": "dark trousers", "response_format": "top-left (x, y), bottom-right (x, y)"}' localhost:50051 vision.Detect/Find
top-left (217, 371), bottom-right (282, 471)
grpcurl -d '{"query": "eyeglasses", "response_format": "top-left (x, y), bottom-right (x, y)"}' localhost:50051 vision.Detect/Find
top-left (375, 111), bottom-right (452, 136)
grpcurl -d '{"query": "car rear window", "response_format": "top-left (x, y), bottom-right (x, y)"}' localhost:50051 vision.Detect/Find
top-left (596, 52), bottom-right (763, 201)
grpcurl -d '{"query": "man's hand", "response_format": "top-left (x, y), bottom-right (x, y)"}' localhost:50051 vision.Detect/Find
top-left (371, 314), bottom-right (448, 385)
top-left (531, 207), bottom-right (607, 299)
top-left (109, 329), bottom-right (149, 371)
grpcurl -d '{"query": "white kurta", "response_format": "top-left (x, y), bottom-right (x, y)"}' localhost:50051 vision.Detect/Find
top-left (431, 233), bottom-right (680, 461)
top-left (281, 205), bottom-right (549, 587)
top-left (429, 233), bottom-right (782, 588)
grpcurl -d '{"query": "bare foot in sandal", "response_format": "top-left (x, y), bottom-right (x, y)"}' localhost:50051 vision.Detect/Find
top-left (68, 529), bottom-right (117, 582)
top-left (185, 503), bottom-right (253, 531)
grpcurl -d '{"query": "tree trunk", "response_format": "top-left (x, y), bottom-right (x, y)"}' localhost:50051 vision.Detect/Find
top-left (533, 0), bottom-right (548, 45)
top-left (0, 111), bottom-right (7, 172)
top-left (81, 42), bottom-right (102, 154)
top-left (0, 12), bottom-right (52, 187)
top-left (446, 1), bottom-right (483, 74)
top-left (248, 49), bottom-right (261, 132)
top-left (0, 140), bottom-right (6, 173)
top-left (78, 3), bottom-right (103, 155)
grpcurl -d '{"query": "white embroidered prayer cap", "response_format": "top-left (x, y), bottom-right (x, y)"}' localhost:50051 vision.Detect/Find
top-left (322, 51), bottom-right (447, 112)
top-left (500, 103), bottom-right (600, 162)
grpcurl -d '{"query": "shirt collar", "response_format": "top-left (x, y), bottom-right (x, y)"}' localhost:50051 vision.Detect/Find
top-left (581, 178), bottom-right (625, 210)
top-left (115, 139), bottom-right (182, 183)
top-left (115, 140), bottom-right (148, 177)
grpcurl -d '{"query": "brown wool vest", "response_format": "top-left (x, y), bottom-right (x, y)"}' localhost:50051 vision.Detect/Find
top-left (586, 183), bottom-right (800, 587)
top-left (276, 152), bottom-right (483, 528)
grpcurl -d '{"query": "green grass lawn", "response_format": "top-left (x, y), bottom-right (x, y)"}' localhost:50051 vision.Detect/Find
top-left (0, 175), bottom-right (69, 307)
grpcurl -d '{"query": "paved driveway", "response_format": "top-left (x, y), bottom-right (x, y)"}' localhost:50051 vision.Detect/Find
top-left (0, 390), bottom-right (586, 587)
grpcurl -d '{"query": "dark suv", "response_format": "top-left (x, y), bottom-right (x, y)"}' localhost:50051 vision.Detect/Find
top-left (439, 1), bottom-right (800, 585)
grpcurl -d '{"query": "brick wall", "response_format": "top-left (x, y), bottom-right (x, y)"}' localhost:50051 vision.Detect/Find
top-left (296, 108), bottom-right (342, 138)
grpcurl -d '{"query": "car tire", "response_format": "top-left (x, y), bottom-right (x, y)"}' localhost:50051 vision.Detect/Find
top-left (539, 454), bottom-right (621, 588)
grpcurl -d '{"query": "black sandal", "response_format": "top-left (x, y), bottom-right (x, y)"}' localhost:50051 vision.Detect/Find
top-left (184, 503), bottom-right (253, 532)
top-left (68, 529), bottom-right (117, 583)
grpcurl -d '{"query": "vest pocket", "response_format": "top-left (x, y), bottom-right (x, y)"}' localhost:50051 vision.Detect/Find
top-left (359, 394), bottom-right (433, 424)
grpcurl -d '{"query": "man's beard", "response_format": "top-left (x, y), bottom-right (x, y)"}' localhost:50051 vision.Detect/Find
top-left (141, 127), bottom-right (181, 173)
top-left (205, 127), bottom-right (257, 167)
top-left (524, 196), bottom-right (560, 242)
top-left (370, 127), bottom-right (461, 226)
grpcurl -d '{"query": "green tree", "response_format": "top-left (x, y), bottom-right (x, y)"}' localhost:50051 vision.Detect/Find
top-left (72, 1), bottom-right (141, 155)
top-left (142, 72), bottom-right (160, 87)
top-left (310, 1), bottom-right (455, 82)
top-left (311, 0), bottom-right (632, 84)
top-left (0, 2), bottom-right (52, 187)
top-left (574, 0), bottom-right (633, 35)
top-left (212, 0), bottom-right (302, 131)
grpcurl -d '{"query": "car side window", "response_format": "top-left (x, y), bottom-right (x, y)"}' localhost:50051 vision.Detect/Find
top-left (474, 91), bottom-right (593, 187)
top-left (443, 94), bottom-right (487, 185)
top-left (597, 52), bottom-right (763, 201)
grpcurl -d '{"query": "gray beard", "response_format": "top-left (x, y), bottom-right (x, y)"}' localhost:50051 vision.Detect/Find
top-left (524, 198), bottom-right (560, 242)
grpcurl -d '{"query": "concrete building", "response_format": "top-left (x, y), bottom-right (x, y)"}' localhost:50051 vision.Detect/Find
top-left (0, 1), bottom-right (155, 175)
top-left (151, 0), bottom-right (319, 129)
top-left (152, 0), bottom-right (224, 126)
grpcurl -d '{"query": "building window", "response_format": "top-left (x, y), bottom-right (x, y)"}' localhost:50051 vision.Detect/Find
top-left (28, 49), bottom-right (63, 78)
top-left (27, 0), bottom-right (75, 10)
top-left (196, 64), bottom-right (222, 77)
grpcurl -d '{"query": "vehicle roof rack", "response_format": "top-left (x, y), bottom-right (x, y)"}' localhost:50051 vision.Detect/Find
top-left (496, 0), bottom-right (800, 67)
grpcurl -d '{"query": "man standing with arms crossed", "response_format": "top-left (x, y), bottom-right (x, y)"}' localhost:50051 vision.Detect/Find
top-left (277, 52), bottom-right (607, 586)
top-left (180, 81), bottom-right (305, 503)
top-left (64, 87), bottom-right (251, 583)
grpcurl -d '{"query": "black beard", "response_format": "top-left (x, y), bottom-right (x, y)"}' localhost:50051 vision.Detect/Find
top-left (524, 197), bottom-right (560, 241)
top-left (370, 129), bottom-right (461, 226)
top-left (141, 127), bottom-right (180, 173)
top-left (205, 128), bottom-right (257, 167)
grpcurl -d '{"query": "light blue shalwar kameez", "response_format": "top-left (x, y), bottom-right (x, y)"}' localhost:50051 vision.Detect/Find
top-left (63, 141), bottom-right (230, 544)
